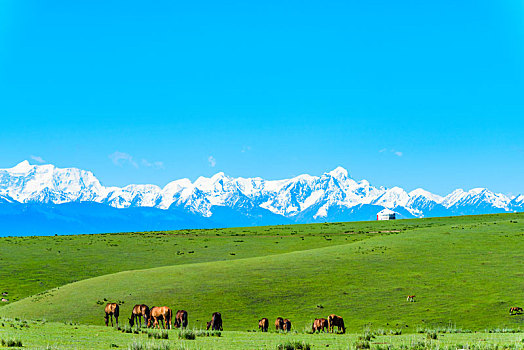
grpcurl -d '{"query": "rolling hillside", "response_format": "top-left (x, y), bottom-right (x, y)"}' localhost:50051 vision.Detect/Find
top-left (1, 213), bottom-right (523, 332)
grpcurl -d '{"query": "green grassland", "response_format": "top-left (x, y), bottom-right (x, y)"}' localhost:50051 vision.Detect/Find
top-left (0, 223), bottom-right (380, 303)
top-left (1, 318), bottom-right (523, 349)
top-left (0, 214), bottom-right (523, 349)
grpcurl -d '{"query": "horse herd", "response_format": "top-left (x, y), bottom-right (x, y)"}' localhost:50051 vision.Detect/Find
top-left (104, 303), bottom-right (202, 330)
top-left (104, 301), bottom-right (522, 333)
top-left (257, 314), bottom-right (345, 334)
top-left (104, 303), bottom-right (345, 333)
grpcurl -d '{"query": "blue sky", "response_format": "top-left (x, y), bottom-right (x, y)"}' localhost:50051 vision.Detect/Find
top-left (1, 0), bottom-right (523, 195)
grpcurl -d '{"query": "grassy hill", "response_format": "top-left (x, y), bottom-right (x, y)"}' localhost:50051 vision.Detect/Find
top-left (1, 213), bottom-right (523, 332)
top-left (0, 222), bottom-right (389, 303)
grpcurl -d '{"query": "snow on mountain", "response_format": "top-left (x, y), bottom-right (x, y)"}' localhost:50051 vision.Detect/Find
top-left (104, 184), bottom-right (162, 208)
top-left (409, 188), bottom-right (444, 203)
top-left (0, 161), bottom-right (521, 223)
top-left (511, 194), bottom-right (524, 205)
top-left (441, 188), bottom-right (511, 210)
top-left (0, 161), bottom-right (106, 204)
top-left (371, 187), bottom-right (410, 209)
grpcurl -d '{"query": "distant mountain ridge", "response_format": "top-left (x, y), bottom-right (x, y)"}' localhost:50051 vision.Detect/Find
top-left (0, 160), bottom-right (521, 235)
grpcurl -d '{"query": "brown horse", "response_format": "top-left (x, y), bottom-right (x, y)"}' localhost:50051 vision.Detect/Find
top-left (104, 303), bottom-right (119, 328)
top-left (275, 317), bottom-right (284, 331)
top-left (174, 310), bottom-right (188, 328)
top-left (328, 314), bottom-right (345, 333)
top-left (258, 318), bottom-right (269, 332)
top-left (509, 307), bottom-right (523, 315)
top-left (312, 318), bottom-right (328, 332)
top-left (407, 295), bottom-right (415, 302)
top-left (129, 304), bottom-right (150, 329)
top-left (148, 306), bottom-right (172, 329)
top-left (283, 319), bottom-right (291, 332)
top-left (206, 312), bottom-right (223, 331)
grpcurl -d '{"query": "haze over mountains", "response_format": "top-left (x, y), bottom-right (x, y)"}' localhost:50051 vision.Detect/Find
top-left (0, 160), bottom-right (522, 235)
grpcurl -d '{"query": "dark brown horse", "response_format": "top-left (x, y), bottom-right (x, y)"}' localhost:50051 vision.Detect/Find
top-left (510, 307), bottom-right (523, 315)
top-left (174, 310), bottom-right (188, 328)
top-left (129, 304), bottom-right (150, 329)
top-left (328, 314), bottom-right (345, 333)
top-left (258, 318), bottom-right (269, 332)
top-left (312, 318), bottom-right (328, 332)
top-left (148, 306), bottom-right (172, 329)
top-left (275, 317), bottom-right (284, 331)
top-left (283, 319), bottom-right (291, 332)
top-left (104, 303), bottom-right (119, 328)
top-left (206, 312), bottom-right (223, 331)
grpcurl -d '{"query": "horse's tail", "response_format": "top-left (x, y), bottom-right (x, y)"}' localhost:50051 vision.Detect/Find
top-left (167, 308), bottom-right (173, 329)
top-left (114, 304), bottom-right (120, 317)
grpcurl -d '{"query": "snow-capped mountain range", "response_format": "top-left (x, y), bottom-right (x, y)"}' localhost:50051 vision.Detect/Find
top-left (0, 160), bottom-right (521, 235)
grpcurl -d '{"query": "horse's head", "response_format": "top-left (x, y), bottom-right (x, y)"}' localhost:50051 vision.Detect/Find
top-left (104, 315), bottom-right (109, 326)
top-left (206, 321), bottom-right (212, 330)
top-left (128, 317), bottom-right (134, 327)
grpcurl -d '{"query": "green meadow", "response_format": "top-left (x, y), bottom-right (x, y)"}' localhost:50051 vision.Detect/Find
top-left (1, 318), bottom-right (523, 349)
top-left (0, 213), bottom-right (523, 349)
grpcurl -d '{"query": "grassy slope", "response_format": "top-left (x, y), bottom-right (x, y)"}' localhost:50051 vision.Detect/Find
top-left (0, 223), bottom-right (384, 302)
top-left (2, 213), bottom-right (523, 332)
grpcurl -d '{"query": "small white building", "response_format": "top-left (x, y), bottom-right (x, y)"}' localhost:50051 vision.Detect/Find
top-left (377, 208), bottom-right (396, 220)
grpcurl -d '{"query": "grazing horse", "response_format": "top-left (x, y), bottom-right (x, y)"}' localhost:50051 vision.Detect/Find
top-left (275, 317), bottom-right (284, 331)
top-left (283, 319), bottom-right (291, 332)
top-left (104, 303), bottom-right (119, 328)
top-left (258, 318), bottom-right (269, 332)
top-left (312, 318), bottom-right (328, 332)
top-left (129, 304), bottom-right (150, 329)
top-left (174, 310), bottom-right (188, 328)
top-left (148, 306), bottom-right (172, 329)
top-left (206, 312), bottom-right (223, 331)
top-left (509, 307), bottom-right (523, 315)
top-left (407, 295), bottom-right (415, 302)
top-left (327, 314), bottom-right (345, 334)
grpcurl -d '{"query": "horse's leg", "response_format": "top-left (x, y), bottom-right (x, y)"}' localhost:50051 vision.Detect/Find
top-left (110, 314), bottom-right (114, 327)
top-left (116, 314), bottom-right (118, 329)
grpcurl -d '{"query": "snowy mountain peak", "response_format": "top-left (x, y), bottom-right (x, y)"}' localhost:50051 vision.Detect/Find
top-left (469, 187), bottom-right (487, 194)
top-left (210, 172), bottom-right (227, 181)
top-left (7, 160), bottom-right (34, 173)
top-left (409, 188), bottom-right (444, 203)
top-left (0, 161), bottom-right (519, 223)
top-left (326, 166), bottom-right (349, 180)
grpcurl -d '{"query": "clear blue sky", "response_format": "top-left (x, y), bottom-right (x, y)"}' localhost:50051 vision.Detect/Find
top-left (1, 0), bottom-right (523, 196)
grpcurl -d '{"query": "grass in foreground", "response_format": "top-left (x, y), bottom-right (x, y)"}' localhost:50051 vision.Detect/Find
top-left (1, 318), bottom-right (524, 349)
